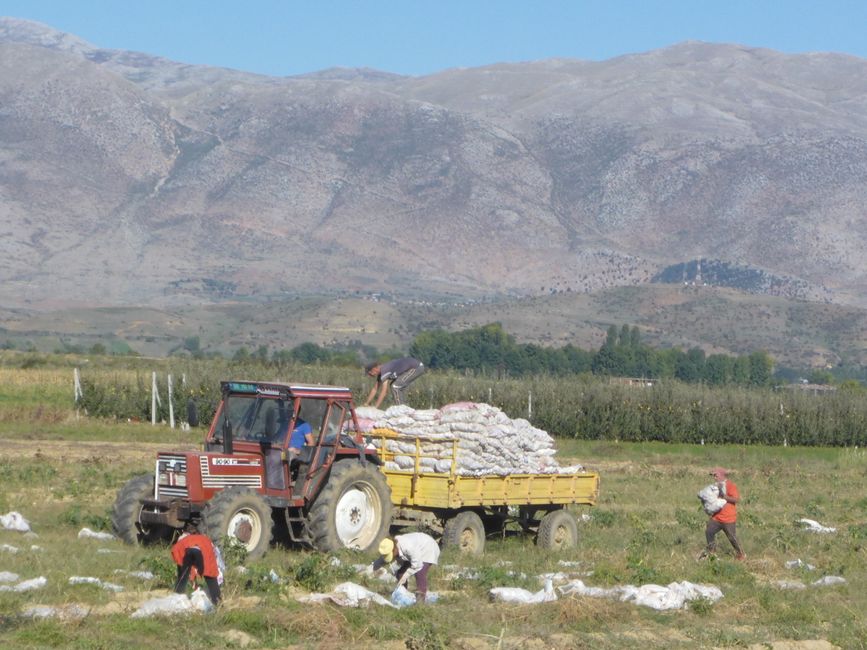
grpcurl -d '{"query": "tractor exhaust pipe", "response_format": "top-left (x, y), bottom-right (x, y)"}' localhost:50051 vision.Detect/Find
top-left (222, 414), bottom-right (233, 455)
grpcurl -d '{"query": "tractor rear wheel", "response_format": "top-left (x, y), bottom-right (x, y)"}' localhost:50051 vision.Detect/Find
top-left (536, 509), bottom-right (578, 550)
top-left (442, 510), bottom-right (486, 555)
top-left (111, 474), bottom-right (173, 545)
top-left (307, 460), bottom-right (392, 553)
top-left (204, 487), bottom-right (273, 559)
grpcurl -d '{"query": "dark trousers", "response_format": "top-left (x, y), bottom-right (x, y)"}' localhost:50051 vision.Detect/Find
top-left (391, 363), bottom-right (425, 405)
top-left (705, 519), bottom-right (744, 556)
top-left (174, 547), bottom-right (222, 605)
top-left (395, 560), bottom-right (432, 601)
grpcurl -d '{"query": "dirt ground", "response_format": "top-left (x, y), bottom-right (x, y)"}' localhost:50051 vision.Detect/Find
top-left (0, 437), bottom-right (198, 463)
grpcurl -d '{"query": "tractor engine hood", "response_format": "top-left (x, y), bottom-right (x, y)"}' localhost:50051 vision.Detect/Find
top-left (155, 451), bottom-right (264, 504)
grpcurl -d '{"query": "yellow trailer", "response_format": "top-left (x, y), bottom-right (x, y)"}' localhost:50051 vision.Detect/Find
top-left (370, 428), bottom-right (600, 554)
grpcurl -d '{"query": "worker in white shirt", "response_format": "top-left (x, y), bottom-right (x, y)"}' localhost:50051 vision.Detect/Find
top-left (377, 532), bottom-right (440, 602)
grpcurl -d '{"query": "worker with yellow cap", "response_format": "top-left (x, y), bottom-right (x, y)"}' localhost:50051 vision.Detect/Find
top-left (377, 532), bottom-right (440, 603)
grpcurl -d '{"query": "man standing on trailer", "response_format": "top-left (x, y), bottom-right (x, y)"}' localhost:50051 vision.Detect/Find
top-left (363, 357), bottom-right (426, 408)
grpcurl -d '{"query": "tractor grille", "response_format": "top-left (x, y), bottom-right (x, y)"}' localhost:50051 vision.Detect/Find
top-left (199, 456), bottom-right (263, 488)
top-left (156, 454), bottom-right (189, 500)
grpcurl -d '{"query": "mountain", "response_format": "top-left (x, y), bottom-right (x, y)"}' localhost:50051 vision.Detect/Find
top-left (2, 18), bottom-right (867, 367)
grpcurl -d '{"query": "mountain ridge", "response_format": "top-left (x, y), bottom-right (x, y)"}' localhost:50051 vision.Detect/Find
top-left (2, 18), bottom-right (867, 367)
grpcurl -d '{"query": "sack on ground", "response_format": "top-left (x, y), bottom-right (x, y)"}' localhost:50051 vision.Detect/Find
top-left (390, 585), bottom-right (417, 607)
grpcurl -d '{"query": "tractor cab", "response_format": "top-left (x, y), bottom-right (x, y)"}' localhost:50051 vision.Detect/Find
top-left (204, 381), bottom-right (371, 499)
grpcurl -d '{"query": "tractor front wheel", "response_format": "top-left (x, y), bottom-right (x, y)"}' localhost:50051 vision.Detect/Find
top-left (203, 487), bottom-right (273, 559)
top-left (307, 460), bottom-right (392, 553)
top-left (111, 474), bottom-right (173, 545)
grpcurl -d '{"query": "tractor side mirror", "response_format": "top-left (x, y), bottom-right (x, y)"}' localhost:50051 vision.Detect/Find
top-left (186, 399), bottom-right (199, 428)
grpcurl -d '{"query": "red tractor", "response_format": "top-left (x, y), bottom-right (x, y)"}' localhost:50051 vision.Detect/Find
top-left (111, 381), bottom-right (392, 558)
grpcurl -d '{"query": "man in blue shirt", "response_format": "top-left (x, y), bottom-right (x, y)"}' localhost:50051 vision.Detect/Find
top-left (287, 417), bottom-right (313, 461)
top-left (363, 357), bottom-right (426, 408)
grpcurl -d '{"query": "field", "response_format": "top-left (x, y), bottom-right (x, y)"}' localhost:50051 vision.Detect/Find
top-left (0, 368), bottom-right (865, 649)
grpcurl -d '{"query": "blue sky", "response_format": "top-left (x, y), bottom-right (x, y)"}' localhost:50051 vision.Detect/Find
top-left (2, 0), bottom-right (866, 76)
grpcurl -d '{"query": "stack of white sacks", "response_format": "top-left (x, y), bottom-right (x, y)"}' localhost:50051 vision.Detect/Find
top-left (353, 403), bottom-right (584, 477)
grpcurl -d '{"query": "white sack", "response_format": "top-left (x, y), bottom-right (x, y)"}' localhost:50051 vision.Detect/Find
top-left (798, 519), bottom-right (836, 534)
top-left (367, 402), bottom-right (584, 477)
top-left (78, 528), bottom-right (117, 541)
top-left (785, 559), bottom-right (815, 570)
top-left (697, 484), bottom-right (726, 515)
top-left (190, 588), bottom-right (216, 613)
top-left (0, 576), bottom-right (47, 592)
top-left (0, 511), bottom-right (31, 532)
top-left (297, 581), bottom-right (396, 608)
top-left (113, 570), bottom-right (156, 580)
top-left (22, 604), bottom-right (90, 620)
top-left (0, 571), bottom-right (19, 582)
top-left (558, 579), bottom-right (723, 611)
top-left (774, 580), bottom-right (807, 590)
top-left (69, 576), bottom-right (124, 592)
top-left (490, 579), bottom-right (557, 604)
top-left (131, 593), bottom-right (207, 618)
top-left (812, 576), bottom-right (846, 587)
top-left (390, 585), bottom-right (417, 607)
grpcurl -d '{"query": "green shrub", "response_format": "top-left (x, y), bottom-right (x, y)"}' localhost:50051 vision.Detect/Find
top-left (292, 553), bottom-right (332, 592)
top-left (591, 509), bottom-right (617, 527)
top-left (238, 563), bottom-right (285, 595)
top-left (220, 536), bottom-right (249, 567)
top-left (137, 553), bottom-right (178, 588)
top-left (57, 505), bottom-right (111, 531)
top-left (847, 523), bottom-right (867, 541)
top-left (405, 619), bottom-right (448, 650)
top-left (688, 596), bottom-right (714, 616)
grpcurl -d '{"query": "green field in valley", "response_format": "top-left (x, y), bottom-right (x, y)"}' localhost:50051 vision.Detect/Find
top-left (0, 368), bottom-right (864, 649)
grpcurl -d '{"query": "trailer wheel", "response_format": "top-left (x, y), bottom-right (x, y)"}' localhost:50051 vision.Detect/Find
top-left (442, 511), bottom-right (485, 555)
top-left (536, 509), bottom-right (578, 550)
top-left (204, 487), bottom-right (273, 559)
top-left (307, 460), bottom-right (392, 553)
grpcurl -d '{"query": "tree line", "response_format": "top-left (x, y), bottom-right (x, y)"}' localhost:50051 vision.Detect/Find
top-left (409, 323), bottom-right (774, 387)
top-left (42, 322), bottom-right (776, 388)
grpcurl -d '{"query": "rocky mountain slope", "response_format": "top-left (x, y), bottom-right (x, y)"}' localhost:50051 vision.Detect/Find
top-left (2, 18), bottom-right (867, 366)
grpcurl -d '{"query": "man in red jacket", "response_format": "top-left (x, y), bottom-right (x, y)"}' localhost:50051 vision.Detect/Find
top-left (172, 520), bottom-right (222, 605)
top-left (703, 467), bottom-right (746, 560)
